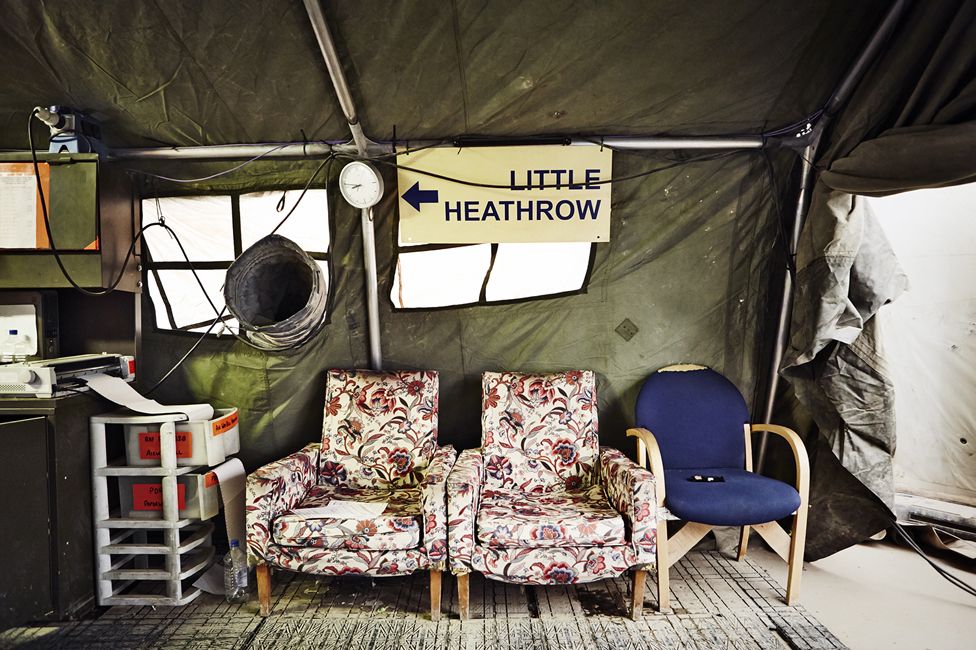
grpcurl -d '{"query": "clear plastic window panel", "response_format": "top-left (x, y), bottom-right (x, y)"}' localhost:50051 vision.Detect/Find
top-left (141, 196), bottom-right (234, 262)
top-left (147, 269), bottom-right (238, 335)
top-left (391, 245), bottom-right (491, 308)
top-left (485, 242), bottom-right (591, 302)
top-left (239, 190), bottom-right (330, 253)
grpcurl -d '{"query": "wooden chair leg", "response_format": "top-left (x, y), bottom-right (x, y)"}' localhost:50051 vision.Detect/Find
top-left (785, 509), bottom-right (808, 605)
top-left (257, 562), bottom-right (272, 617)
top-left (457, 573), bottom-right (470, 620)
top-left (737, 525), bottom-right (751, 561)
top-left (656, 520), bottom-right (671, 612)
top-left (430, 570), bottom-right (442, 621)
top-left (630, 569), bottom-right (646, 620)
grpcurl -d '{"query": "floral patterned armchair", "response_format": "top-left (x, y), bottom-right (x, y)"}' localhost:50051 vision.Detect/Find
top-left (447, 370), bottom-right (658, 620)
top-left (246, 369), bottom-right (455, 620)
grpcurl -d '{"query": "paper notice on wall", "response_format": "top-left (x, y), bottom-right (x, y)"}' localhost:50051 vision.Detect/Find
top-left (0, 173), bottom-right (37, 248)
top-left (193, 458), bottom-right (247, 596)
top-left (83, 373), bottom-right (214, 421)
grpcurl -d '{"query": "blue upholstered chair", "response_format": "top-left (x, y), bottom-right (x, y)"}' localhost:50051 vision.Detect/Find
top-left (628, 364), bottom-right (809, 611)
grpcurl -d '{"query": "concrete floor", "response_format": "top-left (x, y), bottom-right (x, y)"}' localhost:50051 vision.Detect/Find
top-left (752, 540), bottom-right (976, 650)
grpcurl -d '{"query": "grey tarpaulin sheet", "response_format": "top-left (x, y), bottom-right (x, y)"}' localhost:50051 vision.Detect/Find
top-left (783, 186), bottom-right (908, 506)
top-left (780, 1), bottom-right (976, 557)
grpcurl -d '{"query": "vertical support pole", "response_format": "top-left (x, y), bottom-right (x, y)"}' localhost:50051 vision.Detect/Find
top-left (756, 145), bottom-right (815, 472)
top-left (302, 0), bottom-right (382, 369)
top-left (362, 206), bottom-right (382, 369)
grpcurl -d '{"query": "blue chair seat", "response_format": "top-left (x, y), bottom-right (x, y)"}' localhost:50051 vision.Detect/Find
top-left (663, 468), bottom-right (801, 526)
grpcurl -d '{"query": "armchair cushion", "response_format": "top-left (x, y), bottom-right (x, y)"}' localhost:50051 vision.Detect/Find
top-left (320, 369), bottom-right (439, 489)
top-left (481, 371), bottom-right (599, 493)
top-left (663, 468), bottom-right (801, 526)
top-left (272, 484), bottom-right (421, 551)
top-left (476, 485), bottom-right (625, 548)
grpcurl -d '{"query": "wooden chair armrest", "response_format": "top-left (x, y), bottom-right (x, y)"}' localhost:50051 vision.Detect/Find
top-left (626, 427), bottom-right (666, 506)
top-left (750, 424), bottom-right (810, 502)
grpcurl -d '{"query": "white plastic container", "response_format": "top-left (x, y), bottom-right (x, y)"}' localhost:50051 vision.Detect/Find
top-left (119, 471), bottom-right (221, 520)
top-left (123, 408), bottom-right (240, 467)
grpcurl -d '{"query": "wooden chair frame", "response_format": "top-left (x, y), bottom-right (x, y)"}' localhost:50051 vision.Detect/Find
top-left (256, 563), bottom-right (443, 620)
top-left (627, 423), bottom-right (809, 612)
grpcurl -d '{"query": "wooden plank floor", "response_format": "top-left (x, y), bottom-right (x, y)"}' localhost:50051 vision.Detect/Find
top-left (0, 552), bottom-right (846, 649)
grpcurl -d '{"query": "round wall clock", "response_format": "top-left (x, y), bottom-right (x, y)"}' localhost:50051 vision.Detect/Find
top-left (338, 160), bottom-right (384, 209)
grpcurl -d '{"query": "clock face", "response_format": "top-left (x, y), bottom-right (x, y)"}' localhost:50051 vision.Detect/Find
top-left (339, 161), bottom-right (384, 209)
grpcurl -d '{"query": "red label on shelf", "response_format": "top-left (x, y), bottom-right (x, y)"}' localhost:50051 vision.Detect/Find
top-left (212, 411), bottom-right (238, 436)
top-left (138, 431), bottom-right (193, 459)
top-left (132, 483), bottom-right (186, 511)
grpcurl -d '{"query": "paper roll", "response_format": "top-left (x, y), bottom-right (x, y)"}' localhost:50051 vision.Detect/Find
top-left (193, 458), bottom-right (247, 596)
top-left (84, 373), bottom-right (214, 421)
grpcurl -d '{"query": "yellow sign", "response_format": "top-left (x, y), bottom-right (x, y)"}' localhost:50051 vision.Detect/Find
top-left (396, 145), bottom-right (612, 244)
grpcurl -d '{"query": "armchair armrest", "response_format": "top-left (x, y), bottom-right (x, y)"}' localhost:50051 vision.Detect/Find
top-left (245, 442), bottom-right (320, 564)
top-left (446, 448), bottom-right (484, 575)
top-left (420, 445), bottom-right (457, 570)
top-left (750, 424), bottom-right (810, 504)
top-left (626, 427), bottom-right (666, 506)
top-left (600, 446), bottom-right (658, 565)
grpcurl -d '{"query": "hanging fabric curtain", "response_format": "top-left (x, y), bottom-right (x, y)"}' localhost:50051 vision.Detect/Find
top-left (783, 0), bottom-right (976, 559)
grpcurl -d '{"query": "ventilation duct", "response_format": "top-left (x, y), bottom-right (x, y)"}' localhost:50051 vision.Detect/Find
top-left (223, 235), bottom-right (327, 351)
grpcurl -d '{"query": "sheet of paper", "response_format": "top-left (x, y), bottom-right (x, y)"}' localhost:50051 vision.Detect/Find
top-left (192, 564), bottom-right (226, 596)
top-left (212, 458), bottom-right (246, 546)
top-left (0, 173), bottom-right (37, 248)
top-left (84, 373), bottom-right (214, 421)
top-left (293, 500), bottom-right (388, 520)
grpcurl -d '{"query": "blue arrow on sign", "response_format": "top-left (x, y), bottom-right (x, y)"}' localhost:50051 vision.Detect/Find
top-left (402, 182), bottom-right (439, 211)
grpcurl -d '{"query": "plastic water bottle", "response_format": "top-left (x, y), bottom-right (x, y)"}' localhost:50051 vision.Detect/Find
top-left (223, 539), bottom-right (249, 603)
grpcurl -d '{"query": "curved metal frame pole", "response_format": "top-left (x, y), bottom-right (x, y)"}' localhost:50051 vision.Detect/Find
top-left (755, 0), bottom-right (909, 470)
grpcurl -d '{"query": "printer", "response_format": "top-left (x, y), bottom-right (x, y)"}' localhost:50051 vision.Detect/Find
top-left (0, 353), bottom-right (135, 398)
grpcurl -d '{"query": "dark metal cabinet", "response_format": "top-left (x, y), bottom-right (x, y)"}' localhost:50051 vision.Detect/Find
top-left (0, 393), bottom-right (109, 629)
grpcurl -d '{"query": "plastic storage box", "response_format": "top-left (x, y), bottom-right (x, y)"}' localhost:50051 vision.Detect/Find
top-left (123, 408), bottom-right (240, 467)
top-left (118, 471), bottom-right (220, 520)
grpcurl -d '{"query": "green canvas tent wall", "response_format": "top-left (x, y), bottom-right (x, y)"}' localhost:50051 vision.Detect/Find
top-left (2, 0), bottom-right (974, 559)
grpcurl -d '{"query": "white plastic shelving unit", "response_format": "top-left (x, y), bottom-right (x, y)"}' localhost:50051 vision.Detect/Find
top-left (91, 410), bottom-right (217, 606)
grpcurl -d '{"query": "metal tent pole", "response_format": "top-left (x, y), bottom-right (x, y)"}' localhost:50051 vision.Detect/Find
top-left (302, 0), bottom-right (382, 370)
top-left (109, 135), bottom-right (765, 161)
top-left (755, 0), bottom-right (909, 471)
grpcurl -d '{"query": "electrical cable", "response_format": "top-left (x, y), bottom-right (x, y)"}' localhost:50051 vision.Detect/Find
top-left (269, 155), bottom-right (334, 236)
top-left (28, 111), bottom-right (145, 296)
top-left (144, 306), bottom-right (227, 395)
top-left (762, 149), bottom-right (797, 277)
top-left (889, 520), bottom-right (976, 598)
top-left (124, 143), bottom-right (310, 183)
top-left (342, 148), bottom-right (744, 190)
top-left (141, 151), bottom-right (337, 386)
